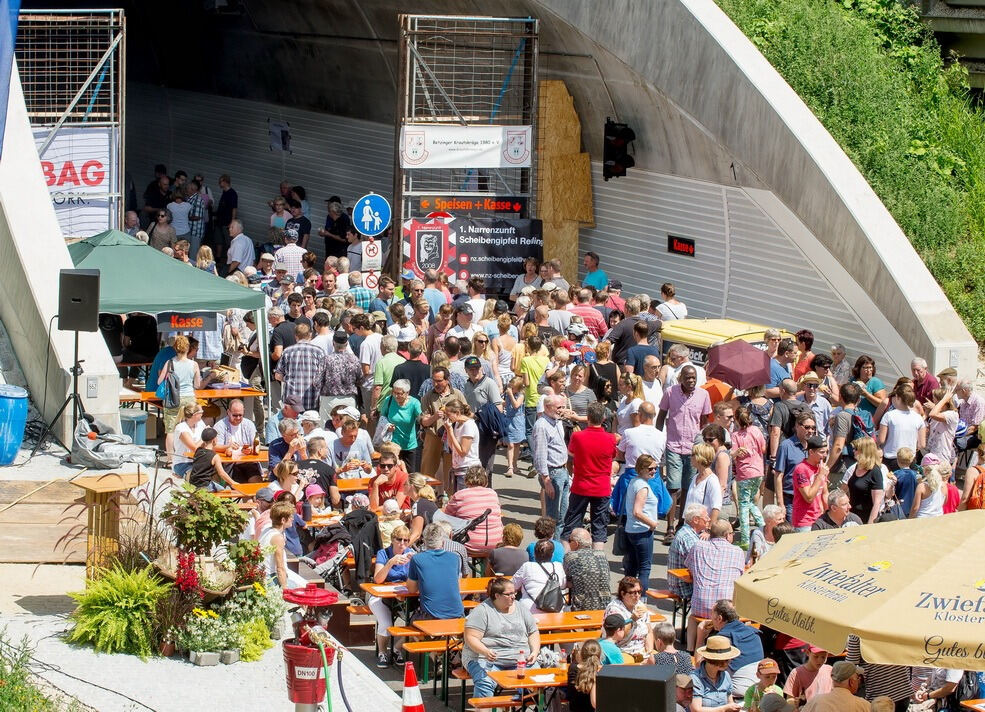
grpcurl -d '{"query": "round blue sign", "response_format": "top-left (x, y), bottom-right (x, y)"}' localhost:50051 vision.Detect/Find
top-left (354, 193), bottom-right (392, 237)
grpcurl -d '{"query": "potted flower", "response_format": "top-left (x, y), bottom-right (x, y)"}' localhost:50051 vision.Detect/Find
top-left (161, 485), bottom-right (247, 555)
top-left (174, 608), bottom-right (237, 666)
top-left (216, 582), bottom-right (289, 640)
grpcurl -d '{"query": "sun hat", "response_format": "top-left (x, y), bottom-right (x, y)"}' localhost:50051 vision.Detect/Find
top-left (382, 498), bottom-right (400, 515)
top-left (370, 310), bottom-right (387, 323)
top-left (298, 410), bottom-right (321, 423)
top-left (304, 484), bottom-right (326, 499)
top-left (696, 635), bottom-right (741, 661)
top-left (798, 371), bottom-right (821, 385)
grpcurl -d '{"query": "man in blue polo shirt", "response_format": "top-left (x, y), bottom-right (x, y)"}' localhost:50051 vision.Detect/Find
top-left (772, 412), bottom-right (815, 520)
top-left (696, 599), bottom-right (764, 698)
top-left (406, 523), bottom-right (465, 620)
top-left (581, 251), bottom-right (608, 290)
top-left (765, 339), bottom-right (797, 399)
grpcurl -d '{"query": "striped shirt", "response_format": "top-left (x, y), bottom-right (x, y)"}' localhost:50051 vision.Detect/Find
top-left (187, 192), bottom-right (206, 242)
top-left (276, 341), bottom-right (325, 411)
top-left (845, 635), bottom-right (913, 702)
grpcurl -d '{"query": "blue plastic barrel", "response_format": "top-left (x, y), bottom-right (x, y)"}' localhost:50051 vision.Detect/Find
top-left (0, 384), bottom-right (29, 465)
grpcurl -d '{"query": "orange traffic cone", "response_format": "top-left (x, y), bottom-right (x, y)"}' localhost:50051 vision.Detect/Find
top-left (401, 661), bottom-right (425, 712)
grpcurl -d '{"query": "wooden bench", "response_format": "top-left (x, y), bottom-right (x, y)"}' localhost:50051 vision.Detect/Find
top-left (540, 630), bottom-right (599, 645)
top-left (404, 639), bottom-right (463, 689)
top-left (387, 625), bottom-right (424, 638)
top-left (647, 588), bottom-right (689, 631)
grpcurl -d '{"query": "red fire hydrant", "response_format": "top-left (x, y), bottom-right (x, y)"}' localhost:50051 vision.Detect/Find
top-left (283, 583), bottom-right (340, 712)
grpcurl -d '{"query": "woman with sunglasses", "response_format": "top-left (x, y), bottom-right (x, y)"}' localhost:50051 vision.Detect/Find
top-left (463, 576), bottom-right (541, 699)
top-left (148, 208), bottom-right (176, 251)
top-left (472, 332), bottom-right (501, 385)
top-left (369, 524), bottom-right (415, 668)
top-left (623, 454), bottom-right (663, 587)
top-left (603, 576), bottom-right (654, 662)
top-left (685, 443), bottom-right (723, 525)
top-left (690, 636), bottom-right (743, 712)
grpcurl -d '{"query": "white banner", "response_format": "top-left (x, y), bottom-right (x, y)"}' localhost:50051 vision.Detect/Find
top-left (34, 125), bottom-right (119, 238)
top-left (399, 124), bottom-right (532, 169)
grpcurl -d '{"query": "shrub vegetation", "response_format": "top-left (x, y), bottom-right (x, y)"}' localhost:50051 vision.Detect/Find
top-left (717, 0), bottom-right (985, 341)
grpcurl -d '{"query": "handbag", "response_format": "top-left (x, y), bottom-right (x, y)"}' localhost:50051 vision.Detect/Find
top-left (877, 495), bottom-right (906, 522)
top-left (155, 359), bottom-right (181, 409)
top-left (533, 561), bottom-right (565, 613)
top-left (372, 397), bottom-right (395, 448)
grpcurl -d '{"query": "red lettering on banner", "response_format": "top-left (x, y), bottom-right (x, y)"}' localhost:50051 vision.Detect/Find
top-left (39, 160), bottom-right (107, 187)
top-left (81, 160), bottom-right (105, 186)
top-left (170, 315), bottom-right (204, 329)
top-left (57, 161), bottom-right (81, 186)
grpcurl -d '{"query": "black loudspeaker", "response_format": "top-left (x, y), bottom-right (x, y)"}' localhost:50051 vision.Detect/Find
top-left (58, 269), bottom-right (100, 332)
top-left (596, 663), bottom-right (675, 712)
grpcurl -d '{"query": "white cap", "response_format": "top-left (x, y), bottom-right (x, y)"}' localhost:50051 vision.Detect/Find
top-left (393, 324), bottom-right (417, 342)
top-left (339, 406), bottom-right (361, 421)
top-left (299, 410), bottom-right (321, 423)
top-left (542, 281), bottom-right (557, 292)
top-left (382, 498), bottom-right (400, 514)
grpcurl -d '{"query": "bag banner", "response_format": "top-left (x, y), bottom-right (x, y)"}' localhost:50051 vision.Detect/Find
top-left (399, 125), bottom-right (532, 169)
top-left (402, 217), bottom-right (543, 294)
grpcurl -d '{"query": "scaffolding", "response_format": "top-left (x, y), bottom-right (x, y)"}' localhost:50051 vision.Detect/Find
top-left (15, 9), bottom-right (125, 237)
top-left (392, 15), bottom-right (539, 274)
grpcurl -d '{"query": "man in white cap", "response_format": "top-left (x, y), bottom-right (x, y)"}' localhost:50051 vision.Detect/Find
top-left (256, 252), bottom-right (276, 284)
top-left (274, 226), bottom-right (307, 278)
top-left (299, 410), bottom-right (330, 442)
top-left (448, 303), bottom-right (479, 340)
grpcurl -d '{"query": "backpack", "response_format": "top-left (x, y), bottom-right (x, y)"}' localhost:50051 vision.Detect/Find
top-left (946, 670), bottom-right (980, 711)
top-left (845, 409), bottom-right (874, 456)
top-left (534, 561), bottom-right (565, 613)
top-left (966, 466), bottom-right (985, 511)
top-left (155, 359), bottom-right (181, 409)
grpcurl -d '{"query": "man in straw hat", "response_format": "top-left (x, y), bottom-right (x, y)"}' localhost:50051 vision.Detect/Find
top-left (802, 661), bottom-right (868, 712)
top-left (691, 635), bottom-right (742, 711)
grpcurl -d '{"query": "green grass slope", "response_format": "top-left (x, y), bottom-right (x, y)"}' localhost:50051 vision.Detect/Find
top-left (717, 0), bottom-right (985, 341)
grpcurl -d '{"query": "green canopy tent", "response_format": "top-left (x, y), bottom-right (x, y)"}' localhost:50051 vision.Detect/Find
top-left (68, 230), bottom-right (271, 413)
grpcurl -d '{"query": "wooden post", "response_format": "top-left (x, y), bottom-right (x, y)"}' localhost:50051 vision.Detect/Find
top-left (71, 472), bottom-right (146, 578)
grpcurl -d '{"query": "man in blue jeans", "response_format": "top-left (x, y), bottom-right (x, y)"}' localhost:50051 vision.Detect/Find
top-left (530, 395), bottom-right (571, 525)
top-left (462, 578), bottom-right (541, 699)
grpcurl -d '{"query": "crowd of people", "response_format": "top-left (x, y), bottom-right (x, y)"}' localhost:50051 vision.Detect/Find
top-left (108, 166), bottom-right (985, 711)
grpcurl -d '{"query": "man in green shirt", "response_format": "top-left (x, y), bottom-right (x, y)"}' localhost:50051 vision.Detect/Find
top-left (372, 335), bottom-right (405, 410)
top-left (519, 335), bottom-right (550, 439)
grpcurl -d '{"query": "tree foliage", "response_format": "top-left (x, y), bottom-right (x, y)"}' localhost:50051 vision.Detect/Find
top-left (717, 0), bottom-right (985, 341)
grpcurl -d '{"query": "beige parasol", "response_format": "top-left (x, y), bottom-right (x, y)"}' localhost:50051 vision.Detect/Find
top-left (733, 510), bottom-right (985, 670)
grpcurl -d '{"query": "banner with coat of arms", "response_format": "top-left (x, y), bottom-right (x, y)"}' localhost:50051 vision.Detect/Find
top-left (402, 216), bottom-right (543, 294)
top-left (399, 125), bottom-right (532, 169)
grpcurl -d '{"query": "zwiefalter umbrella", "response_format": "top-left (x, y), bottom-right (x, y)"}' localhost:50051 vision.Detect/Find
top-left (705, 340), bottom-right (770, 389)
top-left (734, 511), bottom-right (985, 670)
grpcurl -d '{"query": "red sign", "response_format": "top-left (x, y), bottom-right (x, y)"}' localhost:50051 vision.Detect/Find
top-left (668, 235), bottom-right (695, 257)
top-left (41, 160), bottom-right (106, 187)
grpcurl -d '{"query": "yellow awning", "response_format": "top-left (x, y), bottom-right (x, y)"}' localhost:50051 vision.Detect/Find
top-left (734, 511), bottom-right (985, 670)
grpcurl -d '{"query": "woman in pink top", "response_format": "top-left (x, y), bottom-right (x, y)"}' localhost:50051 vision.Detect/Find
top-left (731, 406), bottom-right (767, 548)
top-left (792, 436), bottom-right (830, 530)
top-left (443, 465), bottom-right (503, 552)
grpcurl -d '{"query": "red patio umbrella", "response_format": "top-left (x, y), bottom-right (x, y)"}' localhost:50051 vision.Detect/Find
top-left (705, 340), bottom-right (770, 390)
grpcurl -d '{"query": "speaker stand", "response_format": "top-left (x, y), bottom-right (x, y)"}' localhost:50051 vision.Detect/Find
top-left (31, 331), bottom-right (88, 457)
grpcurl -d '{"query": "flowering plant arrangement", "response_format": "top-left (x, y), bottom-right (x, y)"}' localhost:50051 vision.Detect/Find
top-left (216, 581), bottom-right (288, 631)
top-left (175, 549), bottom-right (202, 598)
top-left (161, 484), bottom-right (246, 555)
top-left (227, 540), bottom-right (265, 586)
top-left (173, 607), bottom-right (238, 653)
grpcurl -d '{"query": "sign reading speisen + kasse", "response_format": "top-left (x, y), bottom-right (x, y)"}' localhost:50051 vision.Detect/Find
top-left (402, 217), bottom-right (543, 294)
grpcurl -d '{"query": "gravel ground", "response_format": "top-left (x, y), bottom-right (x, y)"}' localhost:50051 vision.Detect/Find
top-left (0, 613), bottom-right (400, 712)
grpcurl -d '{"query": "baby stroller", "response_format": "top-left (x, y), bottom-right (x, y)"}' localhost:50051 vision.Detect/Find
top-left (299, 525), bottom-right (353, 596)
